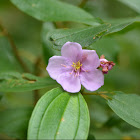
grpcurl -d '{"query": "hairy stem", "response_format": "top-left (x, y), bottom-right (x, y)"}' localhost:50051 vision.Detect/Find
top-left (0, 21), bottom-right (30, 73)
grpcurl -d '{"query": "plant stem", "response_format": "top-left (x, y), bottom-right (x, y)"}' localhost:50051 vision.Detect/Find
top-left (82, 91), bottom-right (112, 100)
top-left (33, 57), bottom-right (41, 105)
top-left (0, 21), bottom-right (30, 73)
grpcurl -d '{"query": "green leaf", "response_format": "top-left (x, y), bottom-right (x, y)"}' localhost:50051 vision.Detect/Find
top-left (50, 17), bottom-right (140, 50)
top-left (107, 92), bottom-right (140, 129)
top-left (10, 0), bottom-right (100, 25)
top-left (0, 72), bottom-right (58, 92)
top-left (0, 36), bottom-right (22, 73)
top-left (118, 0), bottom-right (140, 14)
top-left (106, 17), bottom-right (140, 35)
top-left (0, 107), bottom-right (32, 139)
top-left (50, 24), bottom-right (110, 50)
top-left (28, 87), bottom-right (90, 139)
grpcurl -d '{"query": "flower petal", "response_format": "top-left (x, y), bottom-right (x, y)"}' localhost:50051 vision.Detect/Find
top-left (56, 72), bottom-right (81, 93)
top-left (61, 42), bottom-right (82, 63)
top-left (46, 56), bottom-right (72, 80)
top-left (80, 69), bottom-right (104, 91)
top-left (81, 50), bottom-right (100, 71)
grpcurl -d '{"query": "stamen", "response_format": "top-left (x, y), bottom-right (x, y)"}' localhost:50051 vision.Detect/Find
top-left (61, 64), bottom-right (67, 68)
top-left (81, 67), bottom-right (89, 72)
top-left (71, 61), bottom-right (82, 71)
top-left (69, 70), bottom-right (74, 75)
top-left (71, 61), bottom-right (83, 77)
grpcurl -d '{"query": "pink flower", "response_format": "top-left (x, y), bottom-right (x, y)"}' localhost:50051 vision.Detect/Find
top-left (47, 42), bottom-right (104, 93)
top-left (99, 55), bottom-right (115, 74)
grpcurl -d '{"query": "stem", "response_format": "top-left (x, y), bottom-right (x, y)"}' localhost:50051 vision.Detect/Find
top-left (0, 21), bottom-right (30, 73)
top-left (99, 94), bottom-right (112, 100)
top-left (82, 91), bottom-right (112, 100)
top-left (34, 57), bottom-right (41, 76)
top-left (33, 57), bottom-right (41, 105)
top-left (79, 0), bottom-right (88, 8)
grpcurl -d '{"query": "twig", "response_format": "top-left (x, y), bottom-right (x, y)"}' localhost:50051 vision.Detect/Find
top-left (82, 91), bottom-right (112, 100)
top-left (33, 57), bottom-right (41, 105)
top-left (79, 0), bottom-right (88, 8)
top-left (0, 21), bottom-right (30, 73)
top-left (34, 57), bottom-right (41, 76)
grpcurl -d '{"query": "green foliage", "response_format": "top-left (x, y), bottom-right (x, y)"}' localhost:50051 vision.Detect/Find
top-left (1, 0), bottom-right (140, 139)
top-left (50, 24), bottom-right (110, 50)
top-left (10, 0), bottom-right (100, 25)
top-left (49, 17), bottom-right (140, 50)
top-left (107, 92), bottom-right (140, 129)
top-left (0, 107), bottom-right (32, 139)
top-left (0, 72), bottom-right (58, 92)
top-left (107, 17), bottom-right (140, 34)
top-left (28, 87), bottom-right (90, 139)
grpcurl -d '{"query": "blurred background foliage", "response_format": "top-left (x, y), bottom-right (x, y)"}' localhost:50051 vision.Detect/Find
top-left (0, 0), bottom-right (140, 139)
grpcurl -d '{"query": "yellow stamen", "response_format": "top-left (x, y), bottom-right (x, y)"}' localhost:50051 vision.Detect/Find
top-left (71, 61), bottom-right (82, 71)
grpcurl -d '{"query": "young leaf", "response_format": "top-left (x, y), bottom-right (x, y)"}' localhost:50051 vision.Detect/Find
top-left (28, 87), bottom-right (90, 139)
top-left (0, 107), bottom-right (32, 139)
top-left (107, 92), bottom-right (140, 129)
top-left (10, 0), bottom-right (100, 25)
top-left (0, 72), bottom-right (58, 92)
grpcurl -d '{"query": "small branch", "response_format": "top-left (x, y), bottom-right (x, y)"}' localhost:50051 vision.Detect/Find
top-left (34, 57), bottom-right (41, 76)
top-left (79, 0), bottom-right (88, 8)
top-left (33, 57), bottom-right (41, 105)
top-left (99, 94), bottom-right (112, 100)
top-left (82, 91), bottom-right (112, 100)
top-left (0, 21), bottom-right (30, 73)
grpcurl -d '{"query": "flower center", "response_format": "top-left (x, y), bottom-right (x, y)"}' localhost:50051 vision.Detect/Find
top-left (71, 61), bottom-right (82, 71)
